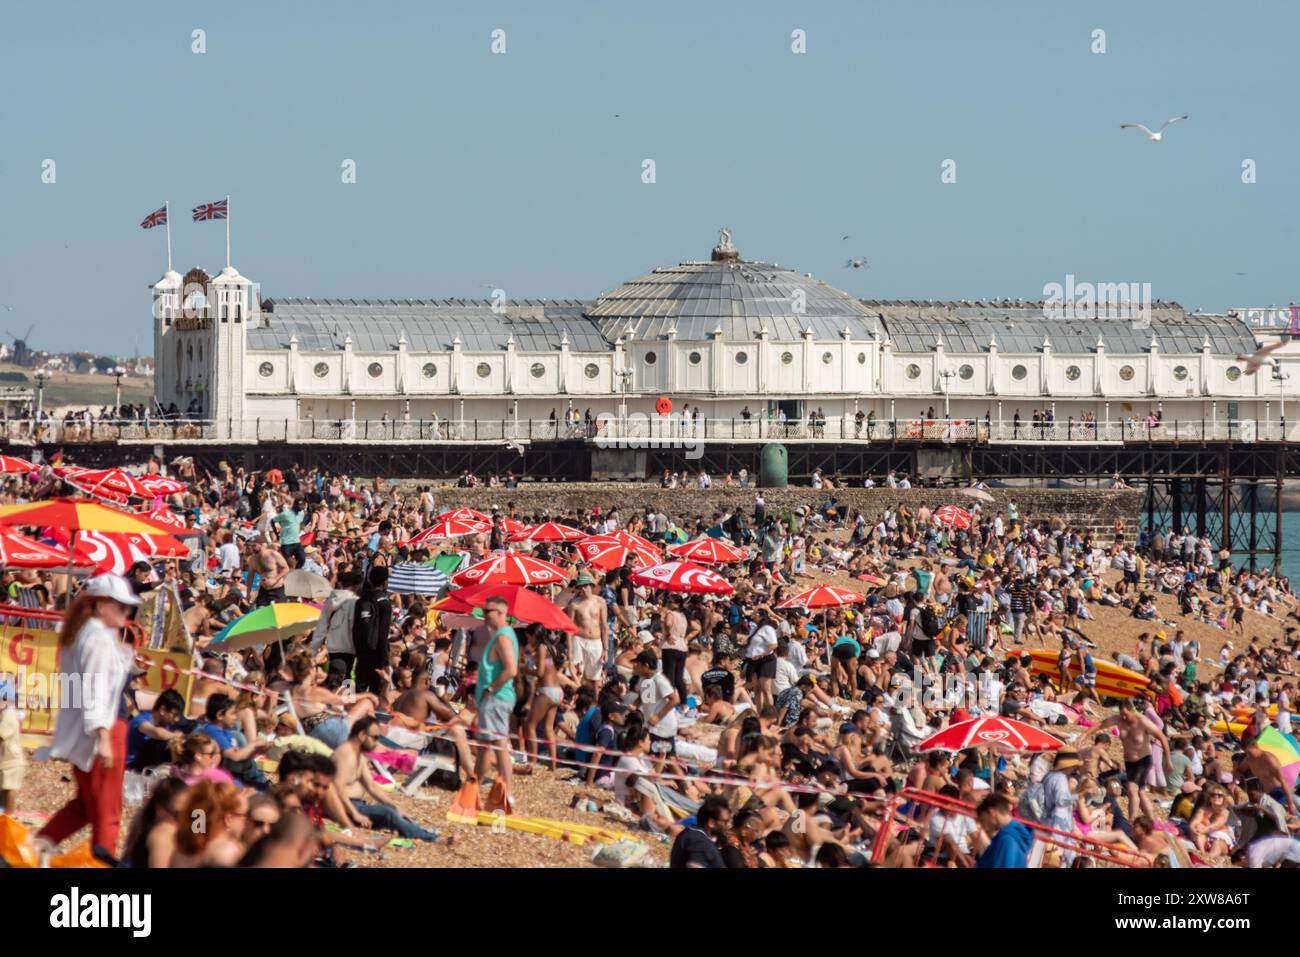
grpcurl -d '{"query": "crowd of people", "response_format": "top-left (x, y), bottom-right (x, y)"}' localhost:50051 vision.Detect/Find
top-left (1, 457), bottom-right (1298, 870)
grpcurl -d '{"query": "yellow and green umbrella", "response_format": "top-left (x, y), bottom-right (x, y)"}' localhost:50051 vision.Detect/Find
top-left (208, 602), bottom-right (321, 652)
top-left (0, 497), bottom-right (178, 535)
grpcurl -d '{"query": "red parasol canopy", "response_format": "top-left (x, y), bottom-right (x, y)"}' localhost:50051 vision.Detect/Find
top-left (0, 531), bottom-right (74, 569)
top-left (439, 507), bottom-right (492, 524)
top-left (67, 468), bottom-right (155, 501)
top-left (410, 517), bottom-right (491, 545)
top-left (437, 583), bottom-right (579, 634)
top-left (139, 475), bottom-right (187, 496)
top-left (916, 716), bottom-right (1064, 753)
top-left (933, 505), bottom-right (974, 530)
top-left (668, 536), bottom-right (747, 564)
top-left (144, 507), bottom-right (188, 531)
top-left (777, 584), bottom-right (866, 609)
top-left (0, 456), bottom-right (37, 474)
top-left (509, 521), bottom-right (588, 544)
top-left (450, 552), bottom-right (569, 587)
top-left (577, 533), bottom-right (662, 571)
top-left (628, 560), bottom-right (734, 595)
top-left (496, 517), bottom-right (525, 535)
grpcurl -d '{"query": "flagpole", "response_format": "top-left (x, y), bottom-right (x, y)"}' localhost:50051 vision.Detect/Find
top-left (165, 201), bottom-right (173, 272)
top-left (225, 194), bottom-right (231, 269)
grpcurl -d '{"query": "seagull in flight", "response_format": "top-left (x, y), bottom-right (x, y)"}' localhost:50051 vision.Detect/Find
top-left (1120, 115), bottom-right (1189, 141)
top-left (1235, 339), bottom-right (1285, 375)
top-left (844, 258), bottom-right (869, 270)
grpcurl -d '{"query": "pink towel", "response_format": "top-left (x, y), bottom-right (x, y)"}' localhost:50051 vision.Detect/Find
top-left (368, 750), bottom-right (416, 773)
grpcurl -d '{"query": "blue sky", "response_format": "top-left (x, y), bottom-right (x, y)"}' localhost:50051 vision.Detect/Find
top-left (1, 0), bottom-right (1296, 355)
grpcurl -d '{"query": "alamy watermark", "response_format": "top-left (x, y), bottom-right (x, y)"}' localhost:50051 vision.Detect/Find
top-left (593, 411), bottom-right (705, 460)
top-left (1042, 274), bottom-right (1151, 329)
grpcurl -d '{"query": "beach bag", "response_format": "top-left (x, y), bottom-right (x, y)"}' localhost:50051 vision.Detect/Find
top-left (592, 838), bottom-right (652, 868)
top-left (49, 841), bottom-right (109, 869)
top-left (920, 605), bottom-right (942, 639)
top-left (0, 814), bottom-right (38, 868)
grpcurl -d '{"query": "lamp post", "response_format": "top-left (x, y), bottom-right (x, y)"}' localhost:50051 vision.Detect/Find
top-left (113, 366), bottom-right (126, 418)
top-left (938, 368), bottom-right (956, 419)
top-left (34, 370), bottom-right (46, 419)
top-left (1274, 366), bottom-right (1290, 440)
top-left (616, 367), bottom-right (634, 436)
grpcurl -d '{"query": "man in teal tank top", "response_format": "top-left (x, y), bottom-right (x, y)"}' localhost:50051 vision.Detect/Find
top-left (475, 596), bottom-right (519, 810)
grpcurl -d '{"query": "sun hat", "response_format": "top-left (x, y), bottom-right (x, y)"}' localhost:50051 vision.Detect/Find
top-left (1053, 750), bottom-right (1083, 771)
top-left (574, 570), bottom-right (596, 587)
top-left (83, 573), bottom-right (142, 607)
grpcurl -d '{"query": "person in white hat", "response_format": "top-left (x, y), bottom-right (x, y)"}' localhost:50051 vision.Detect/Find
top-left (36, 573), bottom-right (141, 860)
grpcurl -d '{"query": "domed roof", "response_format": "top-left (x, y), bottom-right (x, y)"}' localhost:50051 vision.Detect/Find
top-left (588, 230), bottom-right (883, 342)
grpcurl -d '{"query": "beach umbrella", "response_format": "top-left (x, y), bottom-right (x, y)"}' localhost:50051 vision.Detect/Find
top-left (139, 475), bottom-right (187, 496)
top-left (51, 466), bottom-right (90, 478)
top-left (437, 583), bottom-right (579, 634)
top-left (496, 517), bottom-right (525, 535)
top-left (933, 505), bottom-right (974, 530)
top-left (283, 569), bottom-right (333, 601)
top-left (439, 507), bottom-right (492, 524)
top-left (777, 585), bottom-right (866, 609)
top-left (410, 517), bottom-right (491, 545)
top-left (917, 716), bottom-right (1064, 753)
top-left (0, 456), bottom-right (37, 474)
top-left (208, 602), bottom-right (321, 652)
top-left (628, 560), bottom-right (734, 595)
top-left (959, 487), bottom-right (996, 504)
top-left (0, 498), bottom-right (176, 535)
top-left (451, 553), bottom-right (569, 587)
top-left (577, 533), bottom-right (661, 571)
top-left (0, 531), bottom-right (74, 569)
top-left (509, 521), bottom-right (588, 543)
top-left (669, 536), bottom-right (747, 564)
top-left (66, 468), bottom-right (155, 501)
top-left (144, 507), bottom-right (188, 531)
top-left (1252, 726), bottom-right (1300, 791)
top-left (387, 562), bottom-right (451, 596)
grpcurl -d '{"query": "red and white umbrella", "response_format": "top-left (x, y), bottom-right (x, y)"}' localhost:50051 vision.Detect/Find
top-left (777, 585), bottom-right (866, 609)
top-left (144, 507), bottom-right (188, 531)
top-left (577, 533), bottom-right (662, 571)
top-left (67, 530), bottom-right (158, 576)
top-left (628, 560), bottom-right (734, 595)
top-left (451, 552), bottom-right (569, 587)
top-left (916, 716), bottom-right (1064, 754)
top-left (669, 536), bottom-right (747, 564)
top-left (439, 507), bottom-right (492, 524)
top-left (139, 475), bottom-right (187, 496)
top-left (410, 517), bottom-right (491, 545)
top-left (933, 505), bottom-right (974, 530)
top-left (509, 521), bottom-right (588, 544)
top-left (497, 517), bottom-right (525, 535)
top-left (0, 456), bottom-right (37, 474)
top-left (0, 531), bottom-right (73, 569)
top-left (52, 465), bottom-right (90, 478)
top-left (67, 468), bottom-right (155, 501)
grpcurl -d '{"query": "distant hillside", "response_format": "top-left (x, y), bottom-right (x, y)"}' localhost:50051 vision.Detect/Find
top-left (0, 363), bottom-right (153, 411)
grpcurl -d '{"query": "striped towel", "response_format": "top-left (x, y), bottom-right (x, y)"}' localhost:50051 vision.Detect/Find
top-left (388, 562), bottom-right (450, 596)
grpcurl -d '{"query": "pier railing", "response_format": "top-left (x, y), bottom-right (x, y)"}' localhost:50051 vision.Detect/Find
top-left (4, 416), bottom-right (1297, 445)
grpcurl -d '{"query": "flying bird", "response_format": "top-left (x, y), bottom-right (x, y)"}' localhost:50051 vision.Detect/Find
top-left (844, 258), bottom-right (869, 270)
top-left (1120, 115), bottom-right (1189, 141)
top-left (1235, 339), bottom-right (1285, 375)
top-left (841, 235), bottom-right (850, 241)
top-left (506, 438), bottom-right (526, 455)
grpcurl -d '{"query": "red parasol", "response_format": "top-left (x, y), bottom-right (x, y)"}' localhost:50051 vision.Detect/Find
top-left (144, 507), bottom-right (188, 531)
top-left (509, 521), bottom-right (588, 544)
top-left (668, 536), bottom-right (747, 564)
top-left (0, 531), bottom-right (74, 569)
top-left (577, 533), bottom-right (662, 571)
top-left (410, 517), bottom-right (491, 545)
top-left (67, 468), bottom-right (155, 501)
top-left (933, 505), bottom-right (974, 530)
top-left (0, 456), bottom-right (37, 474)
top-left (916, 716), bottom-right (1064, 753)
top-left (439, 507), bottom-right (492, 524)
top-left (496, 517), bottom-right (525, 535)
top-left (436, 583), bottom-right (579, 634)
top-left (139, 475), bottom-right (187, 496)
top-left (628, 560), bottom-right (734, 595)
top-left (450, 552), bottom-right (569, 587)
top-left (777, 584), bottom-right (866, 609)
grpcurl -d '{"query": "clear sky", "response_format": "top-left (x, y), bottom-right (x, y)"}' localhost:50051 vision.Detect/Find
top-left (2, 0), bottom-right (1297, 355)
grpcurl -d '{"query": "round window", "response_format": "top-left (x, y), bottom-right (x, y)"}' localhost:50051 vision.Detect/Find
top-left (857, 352), bottom-right (867, 365)
top-left (781, 351), bottom-right (794, 365)
top-left (421, 362), bottom-right (437, 378)
top-left (1065, 365), bottom-right (1081, 381)
top-left (735, 351), bottom-right (748, 365)
top-left (258, 361), bottom-right (274, 378)
top-left (822, 351), bottom-right (834, 365)
top-left (1011, 364), bottom-right (1028, 381)
top-left (584, 362), bottom-right (600, 379)
top-left (905, 363), bottom-right (921, 380)
top-left (367, 362), bottom-right (383, 378)
top-left (476, 362), bottom-right (491, 378)
top-left (1226, 366), bottom-right (1242, 381)
top-left (688, 351), bottom-right (702, 365)
top-left (644, 351), bottom-right (657, 365)
top-left (530, 362), bottom-right (545, 378)
top-left (313, 362), bottom-right (329, 378)
top-left (1119, 365), bottom-right (1135, 381)
top-left (958, 364), bottom-right (974, 380)
top-left (1173, 365), bottom-right (1188, 381)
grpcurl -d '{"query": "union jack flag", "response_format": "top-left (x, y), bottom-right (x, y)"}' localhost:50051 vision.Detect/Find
top-left (140, 205), bottom-right (167, 229)
top-left (192, 199), bottom-right (228, 221)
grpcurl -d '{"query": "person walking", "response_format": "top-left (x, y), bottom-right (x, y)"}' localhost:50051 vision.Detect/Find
top-left (36, 574), bottom-right (141, 860)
